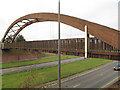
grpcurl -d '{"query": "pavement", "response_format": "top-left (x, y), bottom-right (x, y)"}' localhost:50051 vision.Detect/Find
top-left (38, 61), bottom-right (119, 88)
top-left (1, 57), bottom-right (85, 75)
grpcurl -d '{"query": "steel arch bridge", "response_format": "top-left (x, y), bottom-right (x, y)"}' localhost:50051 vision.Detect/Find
top-left (1, 13), bottom-right (120, 50)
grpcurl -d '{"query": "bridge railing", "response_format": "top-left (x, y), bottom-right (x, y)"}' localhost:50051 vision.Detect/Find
top-left (3, 37), bottom-right (120, 53)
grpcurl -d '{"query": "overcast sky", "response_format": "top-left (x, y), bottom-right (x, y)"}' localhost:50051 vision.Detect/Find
top-left (0, 0), bottom-right (119, 41)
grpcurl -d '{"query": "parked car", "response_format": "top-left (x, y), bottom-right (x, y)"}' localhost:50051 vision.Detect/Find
top-left (114, 64), bottom-right (120, 71)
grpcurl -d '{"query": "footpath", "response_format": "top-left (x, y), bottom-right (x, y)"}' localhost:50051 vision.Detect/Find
top-left (1, 57), bottom-right (85, 75)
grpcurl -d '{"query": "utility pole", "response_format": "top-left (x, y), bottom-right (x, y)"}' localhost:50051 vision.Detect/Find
top-left (58, 0), bottom-right (61, 88)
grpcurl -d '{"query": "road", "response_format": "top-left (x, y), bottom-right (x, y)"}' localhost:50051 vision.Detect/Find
top-left (1, 57), bottom-right (85, 75)
top-left (42, 61), bottom-right (119, 88)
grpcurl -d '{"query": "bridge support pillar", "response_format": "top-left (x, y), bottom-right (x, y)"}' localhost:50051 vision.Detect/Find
top-left (0, 44), bottom-right (2, 89)
top-left (0, 43), bottom-right (4, 49)
top-left (85, 25), bottom-right (89, 58)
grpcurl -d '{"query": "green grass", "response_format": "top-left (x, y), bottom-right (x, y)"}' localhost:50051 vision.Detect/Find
top-left (2, 58), bottom-right (112, 88)
top-left (1, 55), bottom-right (78, 69)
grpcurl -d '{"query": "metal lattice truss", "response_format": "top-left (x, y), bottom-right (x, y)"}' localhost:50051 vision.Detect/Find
top-left (2, 13), bottom-right (120, 50)
top-left (3, 18), bottom-right (40, 42)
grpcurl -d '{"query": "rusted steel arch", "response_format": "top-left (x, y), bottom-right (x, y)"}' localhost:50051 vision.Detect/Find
top-left (2, 13), bottom-right (120, 50)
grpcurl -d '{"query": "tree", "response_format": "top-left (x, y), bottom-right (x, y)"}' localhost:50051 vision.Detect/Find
top-left (15, 35), bottom-right (26, 42)
top-left (4, 35), bottom-right (13, 43)
top-left (4, 34), bottom-right (26, 43)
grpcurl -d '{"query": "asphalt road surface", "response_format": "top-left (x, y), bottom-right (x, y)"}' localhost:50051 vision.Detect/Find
top-left (43, 61), bottom-right (119, 88)
top-left (1, 57), bottom-right (85, 75)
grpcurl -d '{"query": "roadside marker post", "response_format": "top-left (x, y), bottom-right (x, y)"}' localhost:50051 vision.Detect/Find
top-left (85, 25), bottom-right (88, 58)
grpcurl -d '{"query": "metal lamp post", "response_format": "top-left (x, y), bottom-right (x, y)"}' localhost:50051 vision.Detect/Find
top-left (58, 0), bottom-right (61, 88)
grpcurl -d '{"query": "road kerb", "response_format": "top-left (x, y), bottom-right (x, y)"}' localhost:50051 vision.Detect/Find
top-left (101, 76), bottom-right (120, 88)
top-left (36, 61), bottom-right (115, 88)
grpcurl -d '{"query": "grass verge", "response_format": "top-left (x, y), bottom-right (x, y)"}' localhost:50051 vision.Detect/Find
top-left (2, 58), bottom-right (112, 88)
top-left (1, 55), bottom-right (78, 69)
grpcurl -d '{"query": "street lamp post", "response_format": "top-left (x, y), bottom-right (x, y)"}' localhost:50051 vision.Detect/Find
top-left (58, 0), bottom-right (61, 88)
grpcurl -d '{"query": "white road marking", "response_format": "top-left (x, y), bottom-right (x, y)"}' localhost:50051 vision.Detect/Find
top-left (73, 83), bottom-right (81, 88)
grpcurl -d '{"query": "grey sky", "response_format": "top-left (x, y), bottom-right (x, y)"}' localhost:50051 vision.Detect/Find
top-left (0, 0), bottom-right (119, 41)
